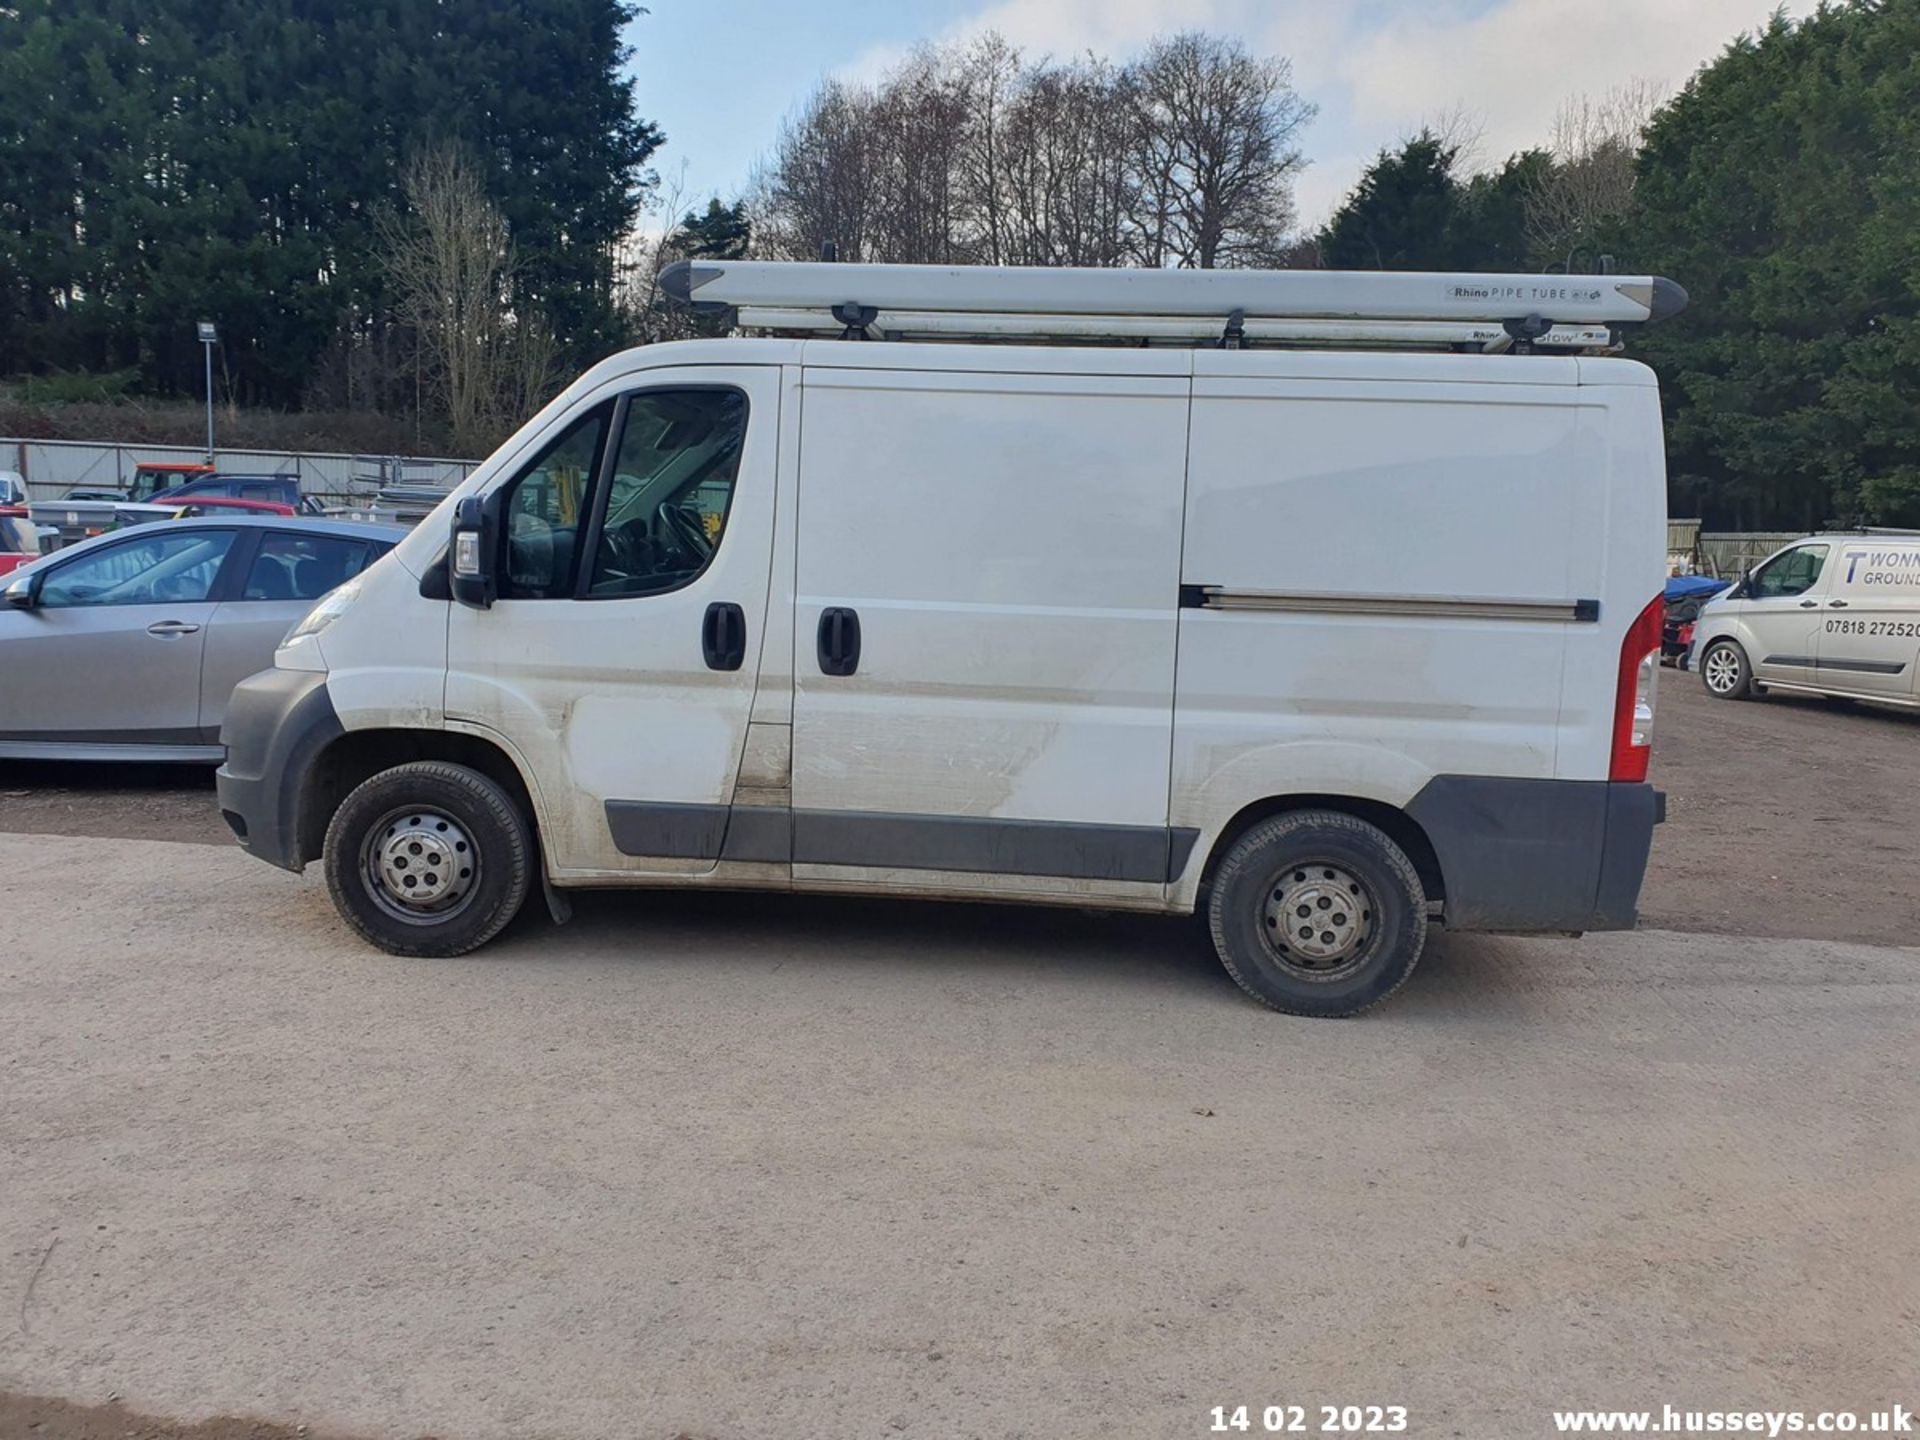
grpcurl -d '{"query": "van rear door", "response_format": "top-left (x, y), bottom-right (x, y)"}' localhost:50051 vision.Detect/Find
top-left (788, 353), bottom-right (1191, 897)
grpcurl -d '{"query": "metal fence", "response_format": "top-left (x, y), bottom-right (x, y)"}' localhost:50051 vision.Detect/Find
top-left (1667, 521), bottom-right (1806, 577)
top-left (1, 436), bottom-right (478, 505)
top-left (1697, 532), bottom-right (1803, 578)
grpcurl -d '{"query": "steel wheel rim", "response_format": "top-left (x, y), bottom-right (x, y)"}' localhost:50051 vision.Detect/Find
top-left (1260, 861), bottom-right (1377, 980)
top-left (360, 805), bottom-right (481, 926)
top-left (1704, 646), bottom-right (1739, 693)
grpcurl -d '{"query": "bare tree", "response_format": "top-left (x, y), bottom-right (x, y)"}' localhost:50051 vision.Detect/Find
top-left (750, 30), bottom-right (1314, 273)
top-left (1126, 32), bottom-right (1315, 268)
top-left (1528, 80), bottom-right (1666, 270)
top-left (999, 55), bottom-right (1139, 266)
top-left (755, 80), bottom-right (878, 261)
top-left (865, 47), bottom-right (974, 262)
top-left (616, 164), bottom-right (696, 342)
top-left (1424, 103), bottom-right (1487, 173)
top-left (956, 33), bottom-right (1025, 265)
top-left (378, 143), bottom-right (558, 453)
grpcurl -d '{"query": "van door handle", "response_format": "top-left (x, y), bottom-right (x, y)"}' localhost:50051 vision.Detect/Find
top-left (702, 601), bottom-right (746, 671)
top-left (817, 607), bottom-right (861, 676)
top-left (146, 620), bottom-right (201, 636)
top-left (1798, 600), bottom-right (1819, 608)
top-left (1827, 600), bottom-right (1848, 608)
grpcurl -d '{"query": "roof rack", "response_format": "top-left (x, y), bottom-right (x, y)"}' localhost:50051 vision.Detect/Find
top-left (660, 260), bottom-right (1688, 356)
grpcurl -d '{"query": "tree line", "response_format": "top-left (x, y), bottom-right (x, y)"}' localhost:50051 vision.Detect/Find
top-left (0, 0), bottom-right (657, 455)
top-left (1, 1), bottom-right (1914, 526)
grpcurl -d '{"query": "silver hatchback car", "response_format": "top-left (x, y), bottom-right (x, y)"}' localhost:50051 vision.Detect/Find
top-left (0, 516), bottom-right (406, 762)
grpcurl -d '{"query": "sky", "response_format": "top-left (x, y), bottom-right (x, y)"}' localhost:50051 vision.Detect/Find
top-left (628, 0), bottom-right (1807, 233)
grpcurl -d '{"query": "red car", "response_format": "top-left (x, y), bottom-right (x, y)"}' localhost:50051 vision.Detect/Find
top-left (103, 494), bottom-right (299, 529)
top-left (157, 496), bottom-right (298, 519)
top-left (0, 504), bottom-right (39, 577)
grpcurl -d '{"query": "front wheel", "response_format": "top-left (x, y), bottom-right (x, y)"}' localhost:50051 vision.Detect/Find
top-left (1206, 811), bottom-right (1428, 1018)
top-left (323, 761), bottom-right (533, 956)
top-left (1700, 638), bottom-right (1756, 700)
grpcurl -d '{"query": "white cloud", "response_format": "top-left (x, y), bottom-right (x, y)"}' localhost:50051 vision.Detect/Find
top-left (831, 0), bottom-right (1810, 230)
top-left (1283, 0), bottom-right (1808, 223)
top-left (839, 0), bottom-right (1244, 82)
top-left (1329, 0), bottom-right (1801, 168)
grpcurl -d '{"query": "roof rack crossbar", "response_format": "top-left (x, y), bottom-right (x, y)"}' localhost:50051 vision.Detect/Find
top-left (733, 306), bottom-right (1618, 353)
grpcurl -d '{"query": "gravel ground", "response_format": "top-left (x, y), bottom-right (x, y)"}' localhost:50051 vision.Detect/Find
top-left (3, 834), bottom-right (1918, 1439)
top-left (1636, 674), bottom-right (1920, 944)
top-left (1, 671), bottom-right (1916, 1439)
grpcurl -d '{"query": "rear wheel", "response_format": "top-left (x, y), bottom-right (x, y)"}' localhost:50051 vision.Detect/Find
top-left (323, 761), bottom-right (532, 956)
top-left (1700, 638), bottom-right (1756, 700)
top-left (1206, 811), bottom-right (1427, 1018)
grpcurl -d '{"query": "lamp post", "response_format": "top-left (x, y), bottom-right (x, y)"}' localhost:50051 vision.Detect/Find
top-left (196, 320), bottom-right (218, 463)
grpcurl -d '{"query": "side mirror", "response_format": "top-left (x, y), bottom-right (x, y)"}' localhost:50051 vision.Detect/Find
top-left (449, 492), bottom-right (501, 610)
top-left (4, 570), bottom-right (41, 610)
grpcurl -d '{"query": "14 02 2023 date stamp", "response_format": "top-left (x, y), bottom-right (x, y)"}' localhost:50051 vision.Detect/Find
top-left (1209, 1403), bottom-right (1411, 1434)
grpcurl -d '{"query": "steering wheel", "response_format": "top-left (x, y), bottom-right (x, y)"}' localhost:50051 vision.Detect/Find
top-left (600, 520), bottom-right (660, 579)
top-left (660, 504), bottom-right (712, 564)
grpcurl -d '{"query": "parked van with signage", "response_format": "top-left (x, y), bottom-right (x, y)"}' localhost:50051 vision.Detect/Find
top-left (1691, 532), bottom-right (1920, 708)
top-left (215, 261), bottom-right (1679, 1017)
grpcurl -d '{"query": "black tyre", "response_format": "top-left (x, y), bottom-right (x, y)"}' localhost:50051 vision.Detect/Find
top-left (1206, 810), bottom-right (1427, 1018)
top-left (1700, 638), bottom-right (1756, 700)
top-left (323, 761), bottom-right (533, 957)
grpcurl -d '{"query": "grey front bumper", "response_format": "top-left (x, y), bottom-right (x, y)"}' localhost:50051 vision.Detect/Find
top-left (215, 667), bottom-right (342, 873)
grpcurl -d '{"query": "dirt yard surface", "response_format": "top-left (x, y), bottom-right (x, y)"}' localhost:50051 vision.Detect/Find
top-left (2, 671), bottom-right (1917, 1440)
top-left (4, 667), bottom-right (1917, 943)
top-left (0, 1391), bottom-right (378, 1440)
top-left (1640, 674), bottom-right (1920, 945)
top-left (0, 761), bottom-right (224, 847)
top-left (3, 830), bottom-right (1916, 1440)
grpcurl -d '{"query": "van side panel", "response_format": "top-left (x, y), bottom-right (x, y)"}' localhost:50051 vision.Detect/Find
top-left (1173, 377), bottom-right (1584, 811)
top-left (1171, 367), bottom-right (1662, 929)
top-left (789, 365), bottom-right (1189, 898)
top-left (1815, 539), bottom-right (1920, 699)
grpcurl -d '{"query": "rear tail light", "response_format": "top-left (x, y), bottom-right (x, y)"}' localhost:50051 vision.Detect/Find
top-left (1611, 594), bottom-right (1663, 782)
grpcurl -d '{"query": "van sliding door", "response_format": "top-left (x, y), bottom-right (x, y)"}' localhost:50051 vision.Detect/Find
top-left (789, 361), bottom-right (1191, 898)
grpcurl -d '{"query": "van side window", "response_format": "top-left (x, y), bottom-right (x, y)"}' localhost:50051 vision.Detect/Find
top-left (585, 389), bottom-right (747, 598)
top-left (1749, 544), bottom-right (1829, 600)
top-left (496, 404), bottom-right (613, 600)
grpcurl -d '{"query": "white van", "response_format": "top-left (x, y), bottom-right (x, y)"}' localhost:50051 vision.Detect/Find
top-left (1692, 532), bottom-right (1920, 706)
top-left (216, 262), bottom-right (1678, 1016)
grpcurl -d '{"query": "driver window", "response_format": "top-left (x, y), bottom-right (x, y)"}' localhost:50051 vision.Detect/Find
top-left (39, 529), bottom-right (237, 608)
top-left (496, 404), bottom-right (612, 600)
top-left (1750, 544), bottom-right (1829, 600)
top-left (586, 389), bottom-right (747, 598)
